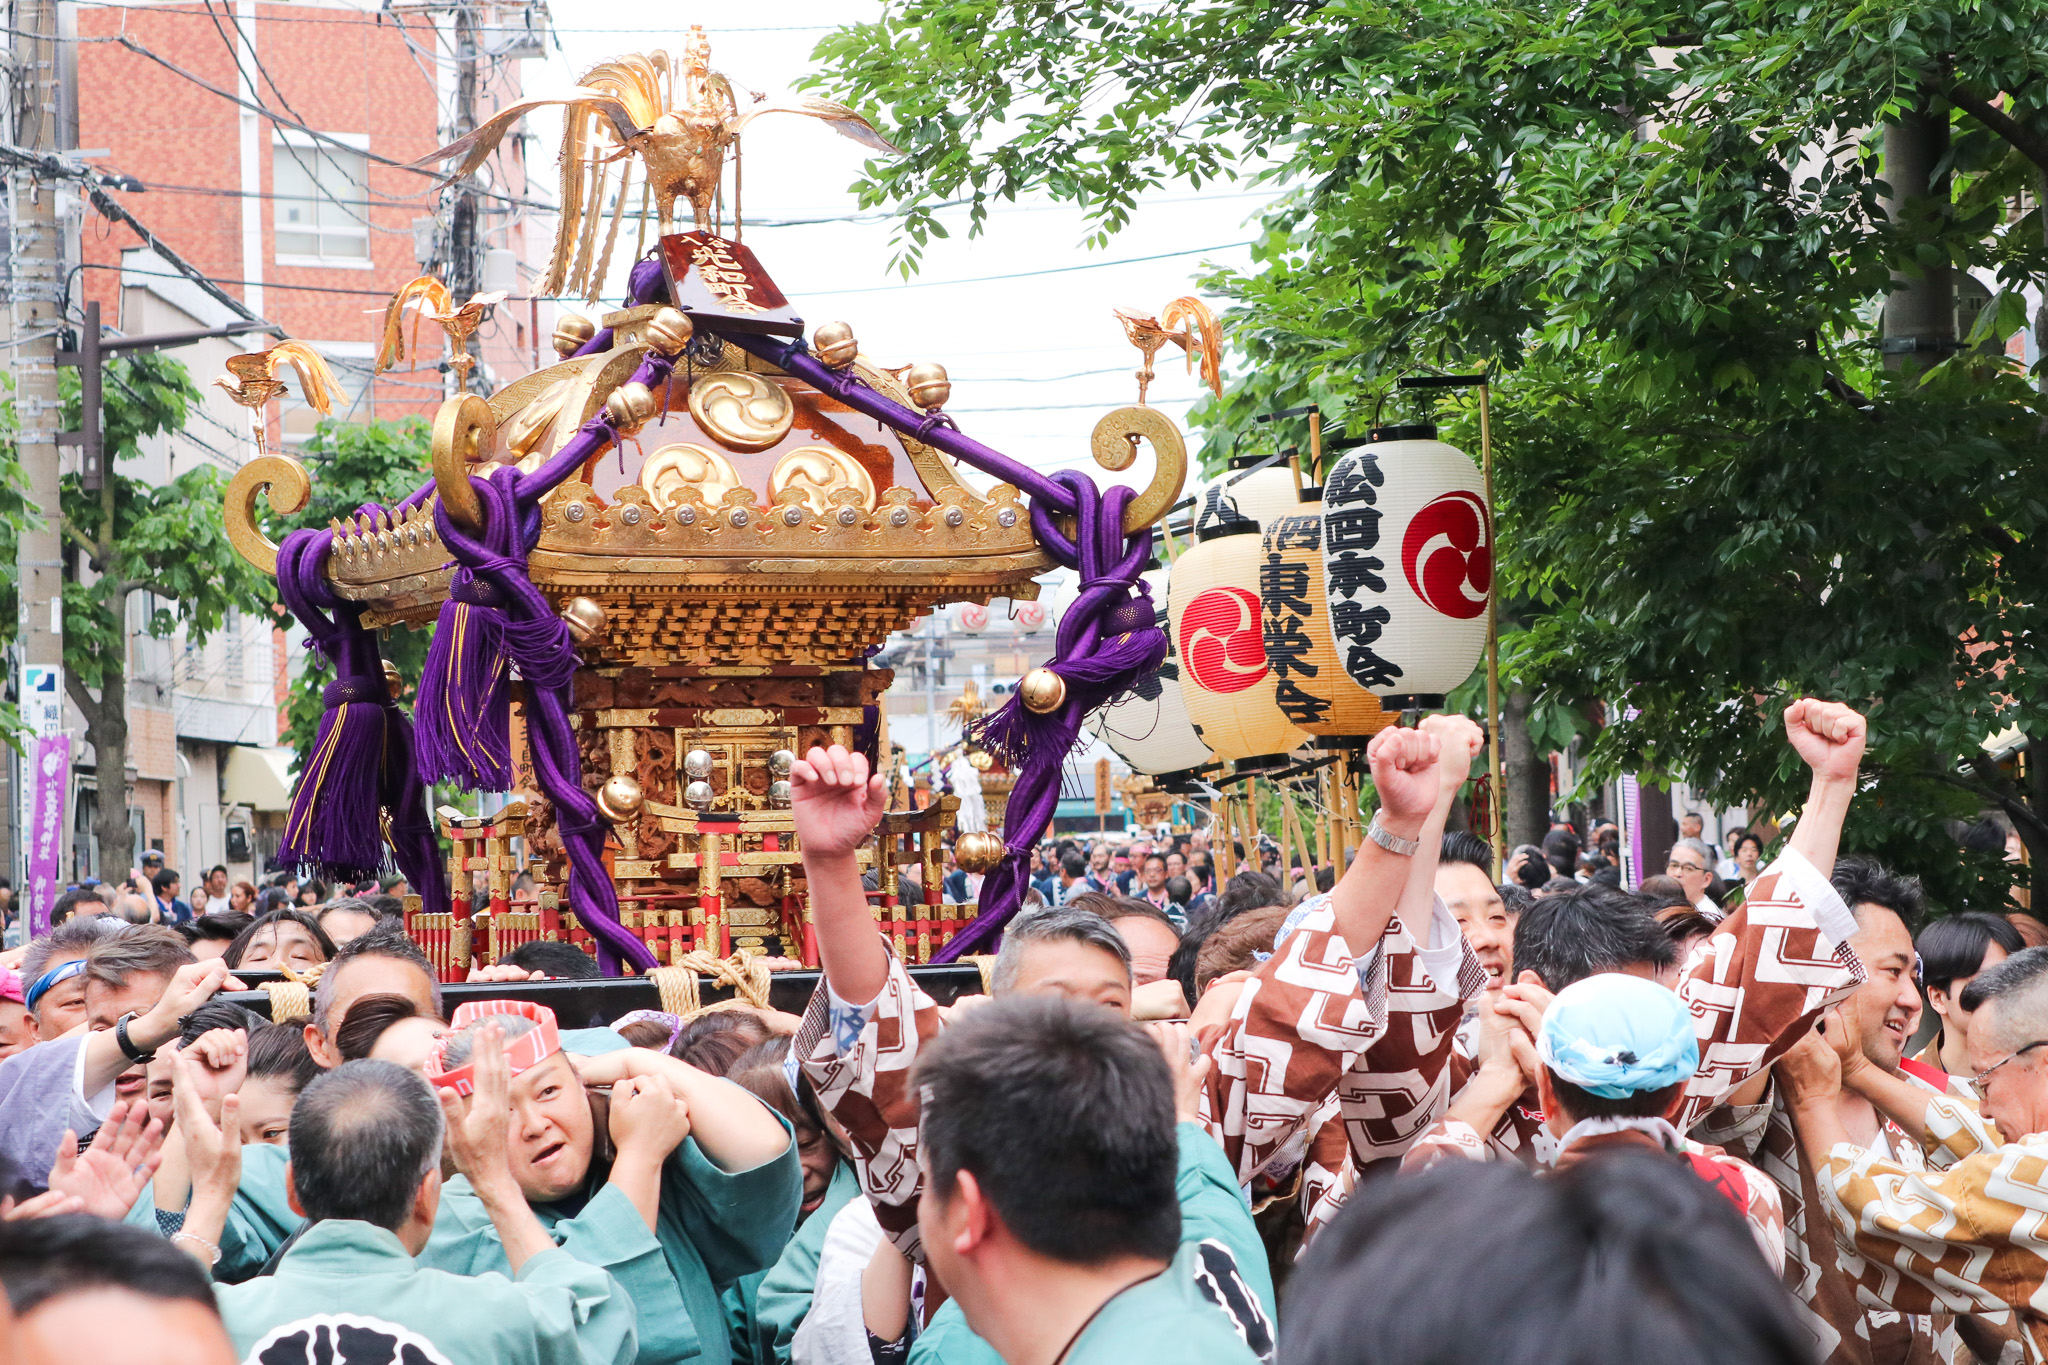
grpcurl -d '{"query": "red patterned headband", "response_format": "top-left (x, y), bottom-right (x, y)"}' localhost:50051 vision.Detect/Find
top-left (426, 1000), bottom-right (562, 1097)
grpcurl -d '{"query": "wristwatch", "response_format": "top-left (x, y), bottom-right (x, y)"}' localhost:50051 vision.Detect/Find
top-left (1366, 815), bottom-right (1422, 858)
top-left (114, 1012), bottom-right (157, 1064)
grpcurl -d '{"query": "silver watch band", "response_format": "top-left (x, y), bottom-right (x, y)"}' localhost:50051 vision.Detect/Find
top-left (1366, 815), bottom-right (1422, 857)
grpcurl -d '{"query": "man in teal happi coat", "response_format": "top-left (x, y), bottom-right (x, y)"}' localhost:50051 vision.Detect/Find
top-left (182, 1038), bottom-right (637, 1365)
top-left (417, 999), bottom-right (802, 1365)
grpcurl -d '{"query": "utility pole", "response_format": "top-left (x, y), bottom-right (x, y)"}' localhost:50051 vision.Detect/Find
top-left (446, 4), bottom-right (483, 394)
top-left (1880, 108), bottom-right (1955, 371)
top-left (10, 0), bottom-right (68, 916)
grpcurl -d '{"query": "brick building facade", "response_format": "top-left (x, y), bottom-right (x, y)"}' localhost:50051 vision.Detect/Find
top-left (54, 0), bottom-right (549, 884)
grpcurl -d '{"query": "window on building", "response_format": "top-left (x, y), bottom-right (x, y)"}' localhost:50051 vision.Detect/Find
top-left (273, 135), bottom-right (370, 264)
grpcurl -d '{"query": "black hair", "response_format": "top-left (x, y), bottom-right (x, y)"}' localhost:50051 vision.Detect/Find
top-left (1512, 884), bottom-right (1677, 992)
top-left (150, 868), bottom-right (180, 895)
top-left (335, 993), bottom-right (436, 1063)
top-left (177, 999), bottom-right (265, 1048)
top-left (1960, 945), bottom-right (2048, 1014)
top-left (1061, 851), bottom-right (1088, 878)
top-left (247, 1020), bottom-right (322, 1095)
top-left (1546, 1074), bottom-right (1686, 1122)
top-left (1164, 875), bottom-right (1192, 906)
top-left (1213, 870), bottom-right (1282, 922)
top-left (1498, 882), bottom-right (1535, 919)
top-left (1441, 830), bottom-right (1493, 873)
top-left (181, 911), bottom-right (253, 946)
top-left (0, 1214), bottom-right (220, 1316)
top-left (1541, 829), bottom-right (1582, 876)
top-left (50, 886), bottom-right (110, 926)
top-left (1509, 844), bottom-right (1551, 890)
top-left (1285, 1154), bottom-right (1810, 1365)
top-left (1831, 856), bottom-right (1926, 933)
top-left (1919, 913), bottom-right (2027, 995)
top-left (223, 909), bottom-right (336, 970)
top-left (499, 939), bottom-right (602, 979)
top-left (367, 894), bottom-right (406, 919)
top-left (313, 927), bottom-right (441, 1034)
top-left (289, 1060), bottom-right (444, 1230)
top-left (916, 996), bottom-right (1179, 1264)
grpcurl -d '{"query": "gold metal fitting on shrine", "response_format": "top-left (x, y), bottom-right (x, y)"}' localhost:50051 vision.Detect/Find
top-left (954, 830), bottom-right (1004, 874)
top-left (1019, 667), bottom-right (1066, 714)
top-left (906, 362), bottom-right (951, 410)
top-left (382, 660), bottom-right (404, 700)
top-left (644, 307), bottom-right (694, 356)
top-left (560, 596), bottom-right (607, 646)
top-left (605, 381), bottom-right (660, 433)
top-left (812, 321), bottom-right (858, 369)
top-left (553, 314), bottom-right (596, 358)
top-left (597, 774), bottom-right (645, 821)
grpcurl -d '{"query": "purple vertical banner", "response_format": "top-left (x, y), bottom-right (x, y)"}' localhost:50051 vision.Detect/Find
top-left (26, 734), bottom-right (69, 938)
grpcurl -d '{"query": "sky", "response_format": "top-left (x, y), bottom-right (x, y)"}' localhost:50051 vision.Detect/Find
top-left (519, 0), bottom-right (1285, 503)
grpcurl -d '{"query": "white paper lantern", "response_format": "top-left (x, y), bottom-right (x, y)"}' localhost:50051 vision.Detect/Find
top-left (1260, 502), bottom-right (1393, 746)
top-left (1193, 460), bottom-right (1302, 539)
top-left (1013, 600), bottom-right (1049, 634)
top-left (952, 601), bottom-right (990, 634)
top-left (1322, 426), bottom-right (1492, 705)
top-left (1087, 570), bottom-right (1213, 777)
top-left (1169, 528), bottom-right (1309, 768)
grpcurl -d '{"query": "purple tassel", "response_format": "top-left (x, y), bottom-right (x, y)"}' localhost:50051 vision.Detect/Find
top-left (414, 572), bottom-right (512, 790)
top-left (276, 676), bottom-right (388, 881)
top-left (381, 696), bottom-right (452, 917)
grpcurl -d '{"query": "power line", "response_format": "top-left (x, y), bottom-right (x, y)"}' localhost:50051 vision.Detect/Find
top-left (790, 242), bottom-right (1254, 295)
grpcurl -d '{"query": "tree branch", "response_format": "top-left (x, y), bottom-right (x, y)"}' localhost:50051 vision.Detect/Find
top-left (64, 671), bottom-right (106, 734)
top-left (1949, 82), bottom-right (2048, 176)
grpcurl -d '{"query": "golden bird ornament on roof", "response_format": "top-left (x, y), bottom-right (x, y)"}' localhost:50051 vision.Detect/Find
top-left (1114, 297), bottom-right (1224, 406)
top-left (375, 275), bottom-right (508, 385)
top-left (214, 341), bottom-right (340, 457)
top-left (418, 27), bottom-right (896, 302)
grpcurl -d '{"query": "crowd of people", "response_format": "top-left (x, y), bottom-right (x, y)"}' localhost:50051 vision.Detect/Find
top-left (6, 699), bottom-right (2048, 1365)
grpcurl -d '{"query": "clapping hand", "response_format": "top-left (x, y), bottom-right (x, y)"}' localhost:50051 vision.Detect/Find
top-left (790, 746), bottom-right (888, 859)
top-left (171, 1046), bottom-right (243, 1208)
top-left (438, 1025), bottom-right (515, 1189)
top-left (47, 1099), bottom-right (166, 1219)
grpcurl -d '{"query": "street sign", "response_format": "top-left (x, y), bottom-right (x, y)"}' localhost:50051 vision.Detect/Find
top-left (23, 664), bottom-right (62, 736)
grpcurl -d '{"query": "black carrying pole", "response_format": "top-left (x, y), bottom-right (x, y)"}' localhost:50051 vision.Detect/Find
top-left (216, 963), bottom-right (990, 1029)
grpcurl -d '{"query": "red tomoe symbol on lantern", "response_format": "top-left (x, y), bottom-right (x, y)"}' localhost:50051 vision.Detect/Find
top-left (1180, 587), bottom-right (1268, 693)
top-left (1402, 492), bottom-right (1492, 620)
top-left (957, 603), bottom-right (989, 631)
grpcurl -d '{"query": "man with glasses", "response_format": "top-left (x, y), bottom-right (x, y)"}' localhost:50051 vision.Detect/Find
top-left (1778, 946), bottom-right (2048, 1362)
top-left (1665, 838), bottom-right (1721, 917)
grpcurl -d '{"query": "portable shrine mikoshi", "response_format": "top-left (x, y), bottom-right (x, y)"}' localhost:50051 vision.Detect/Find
top-left (222, 33), bottom-right (1197, 983)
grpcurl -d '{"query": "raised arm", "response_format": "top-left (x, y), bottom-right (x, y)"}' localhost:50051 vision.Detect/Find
top-left (1671, 699), bottom-right (1869, 1132)
top-left (80, 959), bottom-right (236, 1102)
top-left (441, 1026), bottom-right (557, 1274)
top-left (1389, 715), bottom-right (1485, 939)
top-left (1198, 725), bottom-right (1454, 1181)
top-left (791, 745), bottom-right (892, 1007)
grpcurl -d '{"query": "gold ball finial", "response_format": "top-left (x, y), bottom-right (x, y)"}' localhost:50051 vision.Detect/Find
top-left (954, 830), bottom-right (1005, 874)
top-left (906, 362), bottom-right (951, 410)
top-left (645, 308), bottom-right (694, 356)
top-left (596, 774), bottom-right (645, 821)
top-left (560, 596), bottom-right (607, 646)
top-left (1019, 667), bottom-right (1067, 714)
top-left (684, 780), bottom-right (715, 811)
top-left (382, 659), bottom-right (404, 700)
top-left (604, 381), bottom-right (659, 433)
top-left (553, 314), bottom-right (596, 358)
top-left (813, 322), bottom-right (858, 369)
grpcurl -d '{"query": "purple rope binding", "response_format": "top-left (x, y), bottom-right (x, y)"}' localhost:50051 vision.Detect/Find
top-left (712, 329), bottom-right (1170, 961)
top-left (430, 340), bottom-right (679, 976)
top-left (274, 531), bottom-right (449, 915)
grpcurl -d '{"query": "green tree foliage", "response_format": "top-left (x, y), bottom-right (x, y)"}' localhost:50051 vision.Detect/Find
top-left (809, 0), bottom-right (2048, 908)
top-left (264, 416), bottom-right (438, 767)
top-left (61, 353), bottom-right (277, 875)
